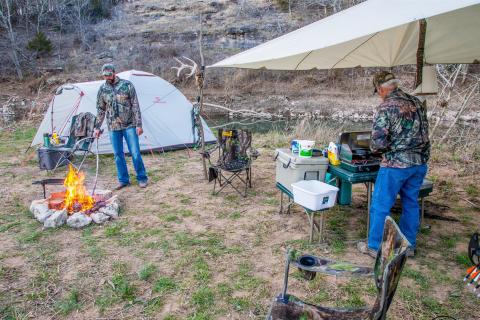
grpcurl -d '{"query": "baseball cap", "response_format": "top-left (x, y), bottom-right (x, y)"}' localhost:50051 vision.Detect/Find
top-left (101, 63), bottom-right (115, 76)
top-left (373, 71), bottom-right (397, 93)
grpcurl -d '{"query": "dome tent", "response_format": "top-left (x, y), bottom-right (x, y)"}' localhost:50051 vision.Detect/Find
top-left (31, 70), bottom-right (216, 154)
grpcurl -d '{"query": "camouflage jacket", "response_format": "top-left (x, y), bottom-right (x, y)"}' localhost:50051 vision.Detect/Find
top-left (371, 88), bottom-right (430, 168)
top-left (95, 77), bottom-right (142, 131)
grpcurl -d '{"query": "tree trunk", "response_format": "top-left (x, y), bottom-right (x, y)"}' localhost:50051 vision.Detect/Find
top-left (2, 0), bottom-right (23, 80)
top-left (415, 19), bottom-right (427, 88)
top-left (198, 15), bottom-right (207, 180)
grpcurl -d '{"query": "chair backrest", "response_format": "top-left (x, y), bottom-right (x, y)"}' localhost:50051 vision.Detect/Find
top-left (370, 216), bottom-right (411, 320)
top-left (63, 114), bottom-right (79, 148)
top-left (64, 112), bottom-right (96, 150)
top-left (217, 128), bottom-right (252, 164)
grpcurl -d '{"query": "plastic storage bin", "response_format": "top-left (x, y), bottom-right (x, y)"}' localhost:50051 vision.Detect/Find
top-left (291, 180), bottom-right (339, 211)
top-left (275, 148), bottom-right (329, 193)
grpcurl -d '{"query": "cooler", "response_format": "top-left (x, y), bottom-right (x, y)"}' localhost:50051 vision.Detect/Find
top-left (274, 148), bottom-right (329, 193)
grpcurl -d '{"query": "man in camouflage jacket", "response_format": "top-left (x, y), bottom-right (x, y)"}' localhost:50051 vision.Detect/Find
top-left (94, 64), bottom-right (148, 189)
top-left (358, 71), bottom-right (430, 257)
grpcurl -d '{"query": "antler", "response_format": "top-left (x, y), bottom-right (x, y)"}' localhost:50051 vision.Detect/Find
top-left (172, 56), bottom-right (198, 78)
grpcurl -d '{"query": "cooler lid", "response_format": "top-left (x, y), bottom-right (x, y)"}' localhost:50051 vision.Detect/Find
top-left (275, 148), bottom-right (329, 167)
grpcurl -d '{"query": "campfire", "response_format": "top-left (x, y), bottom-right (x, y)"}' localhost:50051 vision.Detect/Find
top-left (48, 165), bottom-right (96, 213)
top-left (30, 165), bottom-right (120, 229)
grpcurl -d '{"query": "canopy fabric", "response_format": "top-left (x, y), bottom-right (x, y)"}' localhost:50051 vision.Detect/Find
top-left (211, 0), bottom-right (480, 70)
top-left (31, 70), bottom-right (216, 154)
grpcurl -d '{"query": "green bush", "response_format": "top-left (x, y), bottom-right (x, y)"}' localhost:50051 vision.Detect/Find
top-left (27, 32), bottom-right (53, 55)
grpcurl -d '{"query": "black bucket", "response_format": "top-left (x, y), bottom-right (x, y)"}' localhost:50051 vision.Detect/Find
top-left (37, 148), bottom-right (70, 170)
top-left (297, 255), bottom-right (317, 280)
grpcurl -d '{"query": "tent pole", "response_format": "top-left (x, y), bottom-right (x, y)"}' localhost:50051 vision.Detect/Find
top-left (415, 19), bottom-right (427, 88)
top-left (50, 94), bottom-right (55, 133)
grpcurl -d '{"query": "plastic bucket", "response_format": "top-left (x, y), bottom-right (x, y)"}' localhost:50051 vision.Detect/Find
top-left (298, 140), bottom-right (315, 158)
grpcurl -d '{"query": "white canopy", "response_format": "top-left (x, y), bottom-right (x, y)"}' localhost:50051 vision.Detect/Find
top-left (211, 0), bottom-right (480, 70)
top-left (31, 70), bottom-right (216, 154)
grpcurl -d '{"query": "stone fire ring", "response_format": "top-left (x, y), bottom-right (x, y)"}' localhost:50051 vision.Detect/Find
top-left (29, 190), bottom-right (120, 229)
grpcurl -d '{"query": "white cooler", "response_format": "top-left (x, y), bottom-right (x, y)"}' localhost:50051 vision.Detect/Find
top-left (292, 180), bottom-right (339, 211)
top-left (275, 148), bottom-right (329, 193)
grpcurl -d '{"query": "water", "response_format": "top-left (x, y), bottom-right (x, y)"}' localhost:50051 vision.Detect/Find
top-left (205, 116), bottom-right (373, 134)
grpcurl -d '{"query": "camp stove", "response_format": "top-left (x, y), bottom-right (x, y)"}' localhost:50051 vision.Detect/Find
top-left (338, 131), bottom-right (381, 173)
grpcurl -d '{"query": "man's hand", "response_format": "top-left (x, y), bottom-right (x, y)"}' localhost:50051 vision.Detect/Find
top-left (93, 128), bottom-right (101, 138)
top-left (136, 127), bottom-right (143, 136)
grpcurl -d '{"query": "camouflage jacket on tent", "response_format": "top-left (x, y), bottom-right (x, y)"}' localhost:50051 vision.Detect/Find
top-left (371, 88), bottom-right (430, 168)
top-left (95, 77), bottom-right (142, 131)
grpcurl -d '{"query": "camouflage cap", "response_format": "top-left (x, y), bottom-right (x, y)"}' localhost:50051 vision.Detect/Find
top-left (101, 63), bottom-right (115, 76)
top-left (373, 71), bottom-right (397, 93)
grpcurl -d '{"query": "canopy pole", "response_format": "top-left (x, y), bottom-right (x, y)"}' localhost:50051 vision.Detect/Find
top-left (415, 19), bottom-right (427, 88)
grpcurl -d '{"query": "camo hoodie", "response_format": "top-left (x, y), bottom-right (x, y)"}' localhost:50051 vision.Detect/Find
top-left (370, 88), bottom-right (430, 168)
top-left (95, 77), bottom-right (142, 131)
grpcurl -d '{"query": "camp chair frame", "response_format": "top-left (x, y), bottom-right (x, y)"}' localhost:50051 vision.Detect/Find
top-left (204, 128), bottom-right (258, 198)
top-left (267, 216), bottom-right (411, 320)
top-left (46, 114), bottom-right (96, 172)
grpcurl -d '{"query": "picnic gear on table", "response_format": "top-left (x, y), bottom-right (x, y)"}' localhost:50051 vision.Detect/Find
top-left (205, 128), bottom-right (258, 197)
top-left (275, 148), bottom-right (332, 243)
top-left (291, 180), bottom-right (339, 243)
top-left (290, 140), bottom-right (299, 153)
top-left (327, 141), bottom-right (340, 166)
top-left (338, 131), bottom-right (381, 173)
top-left (274, 148), bottom-right (329, 194)
top-left (291, 180), bottom-right (338, 212)
top-left (267, 216), bottom-right (410, 320)
top-left (298, 140), bottom-right (315, 158)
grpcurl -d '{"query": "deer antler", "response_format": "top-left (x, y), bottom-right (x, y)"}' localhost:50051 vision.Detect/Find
top-left (172, 56), bottom-right (198, 78)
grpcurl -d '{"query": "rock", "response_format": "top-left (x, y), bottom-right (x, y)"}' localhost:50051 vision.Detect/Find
top-left (91, 212), bottom-right (110, 224)
top-left (106, 195), bottom-right (119, 210)
top-left (44, 210), bottom-right (67, 228)
top-left (67, 212), bottom-right (92, 228)
top-left (165, 5), bottom-right (176, 12)
top-left (99, 204), bottom-right (119, 220)
top-left (30, 200), bottom-right (54, 223)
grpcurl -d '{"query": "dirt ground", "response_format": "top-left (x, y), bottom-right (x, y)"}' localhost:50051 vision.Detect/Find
top-left (0, 125), bottom-right (479, 320)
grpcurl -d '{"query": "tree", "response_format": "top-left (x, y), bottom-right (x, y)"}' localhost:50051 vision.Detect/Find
top-left (27, 31), bottom-right (53, 56)
top-left (0, 0), bottom-right (23, 79)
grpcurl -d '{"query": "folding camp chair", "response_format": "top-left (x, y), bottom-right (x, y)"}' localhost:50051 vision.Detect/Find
top-left (267, 216), bottom-right (411, 320)
top-left (37, 112), bottom-right (96, 172)
top-left (204, 128), bottom-right (258, 197)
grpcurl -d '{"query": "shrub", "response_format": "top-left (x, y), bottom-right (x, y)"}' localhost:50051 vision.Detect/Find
top-left (27, 32), bottom-right (53, 56)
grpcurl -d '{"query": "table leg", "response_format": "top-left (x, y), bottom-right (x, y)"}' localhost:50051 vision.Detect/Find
top-left (308, 212), bottom-right (314, 243)
top-left (279, 191), bottom-right (284, 214)
top-left (421, 197), bottom-right (424, 225)
top-left (319, 212), bottom-right (325, 243)
top-left (420, 197), bottom-right (431, 230)
top-left (366, 182), bottom-right (372, 237)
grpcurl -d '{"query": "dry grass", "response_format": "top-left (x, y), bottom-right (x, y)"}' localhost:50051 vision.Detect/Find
top-left (0, 123), bottom-right (479, 319)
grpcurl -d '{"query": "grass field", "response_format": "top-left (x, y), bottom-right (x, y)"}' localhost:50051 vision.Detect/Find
top-left (0, 123), bottom-right (479, 320)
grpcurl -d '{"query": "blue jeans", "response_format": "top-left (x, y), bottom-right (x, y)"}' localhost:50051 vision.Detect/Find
top-left (109, 127), bottom-right (147, 185)
top-left (368, 164), bottom-right (427, 250)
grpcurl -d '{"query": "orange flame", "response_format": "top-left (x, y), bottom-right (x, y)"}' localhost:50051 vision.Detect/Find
top-left (63, 164), bottom-right (95, 213)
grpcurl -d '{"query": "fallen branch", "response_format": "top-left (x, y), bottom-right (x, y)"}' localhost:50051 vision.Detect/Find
top-left (200, 102), bottom-right (273, 119)
top-left (461, 197), bottom-right (480, 209)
